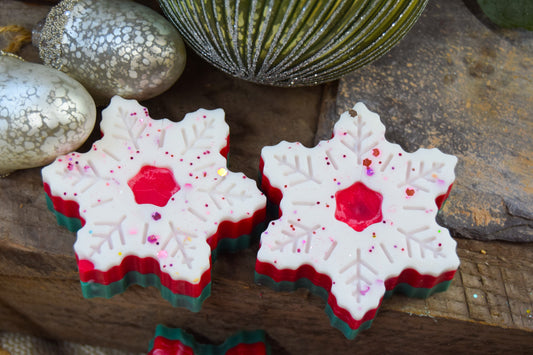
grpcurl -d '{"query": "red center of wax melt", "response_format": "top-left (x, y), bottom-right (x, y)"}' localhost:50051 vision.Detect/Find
top-left (128, 165), bottom-right (180, 207)
top-left (335, 181), bottom-right (383, 232)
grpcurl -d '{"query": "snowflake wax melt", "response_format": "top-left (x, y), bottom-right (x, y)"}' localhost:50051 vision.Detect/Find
top-left (42, 96), bottom-right (266, 311)
top-left (148, 325), bottom-right (270, 355)
top-left (256, 103), bottom-right (459, 338)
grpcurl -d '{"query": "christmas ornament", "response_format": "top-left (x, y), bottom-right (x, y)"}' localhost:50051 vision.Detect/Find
top-left (33, 0), bottom-right (187, 105)
top-left (477, 0), bottom-right (533, 30)
top-left (0, 52), bottom-right (96, 177)
top-left (159, 0), bottom-right (428, 86)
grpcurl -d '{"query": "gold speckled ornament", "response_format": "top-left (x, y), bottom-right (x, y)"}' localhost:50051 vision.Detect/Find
top-left (0, 52), bottom-right (96, 177)
top-left (33, 0), bottom-right (186, 105)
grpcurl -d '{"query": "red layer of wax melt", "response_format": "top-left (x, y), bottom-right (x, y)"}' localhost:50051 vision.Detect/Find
top-left (44, 182), bottom-right (85, 226)
top-left (149, 336), bottom-right (195, 355)
top-left (255, 260), bottom-right (456, 330)
top-left (206, 207), bottom-right (266, 251)
top-left (148, 336), bottom-right (268, 355)
top-left (77, 255), bottom-right (210, 297)
top-left (435, 184), bottom-right (453, 209)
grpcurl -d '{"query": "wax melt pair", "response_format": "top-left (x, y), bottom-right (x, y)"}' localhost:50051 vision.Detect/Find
top-left (42, 96), bottom-right (459, 339)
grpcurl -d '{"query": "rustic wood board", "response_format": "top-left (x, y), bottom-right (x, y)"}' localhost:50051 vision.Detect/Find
top-left (0, 0), bottom-right (532, 354)
top-left (0, 235), bottom-right (532, 354)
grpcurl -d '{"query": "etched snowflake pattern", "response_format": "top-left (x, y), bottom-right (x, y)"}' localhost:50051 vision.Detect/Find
top-left (258, 103), bottom-right (459, 322)
top-left (43, 96), bottom-right (265, 285)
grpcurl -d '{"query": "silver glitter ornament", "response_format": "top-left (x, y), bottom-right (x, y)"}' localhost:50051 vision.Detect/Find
top-left (34, 0), bottom-right (186, 105)
top-left (0, 52), bottom-right (96, 177)
top-left (159, 0), bottom-right (428, 86)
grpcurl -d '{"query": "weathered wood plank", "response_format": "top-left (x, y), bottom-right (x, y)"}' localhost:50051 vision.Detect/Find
top-left (0, 0), bottom-right (532, 353)
top-left (0, 243), bottom-right (532, 354)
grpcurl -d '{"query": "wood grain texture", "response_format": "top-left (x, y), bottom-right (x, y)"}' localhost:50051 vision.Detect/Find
top-left (0, 0), bottom-right (532, 353)
top-left (0, 241), bottom-right (532, 354)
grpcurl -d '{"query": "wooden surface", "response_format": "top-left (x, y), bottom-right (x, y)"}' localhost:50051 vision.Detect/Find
top-left (1, 0), bottom-right (532, 354)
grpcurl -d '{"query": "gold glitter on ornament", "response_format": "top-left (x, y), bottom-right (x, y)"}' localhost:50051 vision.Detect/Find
top-left (34, 0), bottom-right (187, 105)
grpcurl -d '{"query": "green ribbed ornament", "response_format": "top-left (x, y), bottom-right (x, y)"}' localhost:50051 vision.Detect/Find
top-left (159, 0), bottom-right (428, 86)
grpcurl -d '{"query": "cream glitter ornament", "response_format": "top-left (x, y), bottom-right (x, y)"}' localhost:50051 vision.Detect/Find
top-left (0, 52), bottom-right (96, 177)
top-left (33, 0), bottom-right (186, 105)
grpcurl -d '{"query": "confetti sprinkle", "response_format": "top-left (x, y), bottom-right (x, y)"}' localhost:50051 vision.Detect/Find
top-left (217, 167), bottom-right (228, 176)
top-left (147, 235), bottom-right (159, 244)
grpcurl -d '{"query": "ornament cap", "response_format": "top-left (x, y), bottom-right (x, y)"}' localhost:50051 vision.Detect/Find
top-left (34, 0), bottom-right (77, 71)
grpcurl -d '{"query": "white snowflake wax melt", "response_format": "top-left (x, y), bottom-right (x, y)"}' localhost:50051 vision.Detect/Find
top-left (42, 96), bottom-right (266, 311)
top-left (256, 103), bottom-right (459, 338)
